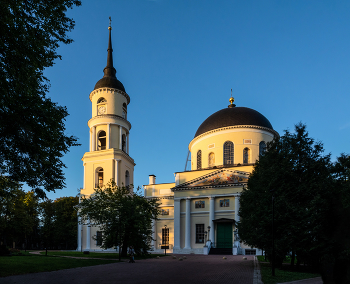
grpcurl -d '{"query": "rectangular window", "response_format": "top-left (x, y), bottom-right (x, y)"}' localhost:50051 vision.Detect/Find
top-left (196, 224), bottom-right (205, 243)
top-left (162, 228), bottom-right (169, 245)
top-left (195, 200), bottom-right (205, 208)
top-left (220, 199), bottom-right (230, 207)
top-left (96, 231), bottom-right (102, 246)
top-left (161, 209), bottom-right (169, 215)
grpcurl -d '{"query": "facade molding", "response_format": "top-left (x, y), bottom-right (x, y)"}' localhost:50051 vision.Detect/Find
top-left (189, 124), bottom-right (279, 150)
top-left (89, 87), bottom-right (130, 104)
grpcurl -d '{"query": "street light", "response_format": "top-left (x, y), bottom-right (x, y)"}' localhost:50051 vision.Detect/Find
top-left (207, 226), bottom-right (211, 243)
top-left (204, 231), bottom-right (208, 246)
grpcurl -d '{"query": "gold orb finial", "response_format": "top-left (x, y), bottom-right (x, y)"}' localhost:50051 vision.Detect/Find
top-left (228, 88), bottom-right (236, 108)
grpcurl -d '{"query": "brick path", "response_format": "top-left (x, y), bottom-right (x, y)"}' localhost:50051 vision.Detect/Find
top-left (2, 254), bottom-right (255, 284)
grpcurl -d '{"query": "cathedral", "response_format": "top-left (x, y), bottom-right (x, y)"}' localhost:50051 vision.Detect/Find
top-left (78, 25), bottom-right (278, 255)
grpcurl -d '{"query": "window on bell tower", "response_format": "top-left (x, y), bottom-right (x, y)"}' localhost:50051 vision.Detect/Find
top-left (98, 131), bottom-right (106, 150)
top-left (122, 103), bottom-right (127, 119)
top-left (97, 97), bottom-right (107, 104)
top-left (96, 168), bottom-right (103, 188)
top-left (122, 134), bottom-right (126, 152)
top-left (125, 170), bottom-right (130, 189)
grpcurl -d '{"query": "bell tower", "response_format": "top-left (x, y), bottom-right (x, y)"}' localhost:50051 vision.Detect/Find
top-left (81, 23), bottom-right (135, 196)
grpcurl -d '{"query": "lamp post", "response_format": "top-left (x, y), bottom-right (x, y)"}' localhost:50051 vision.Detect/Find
top-left (207, 226), bottom-right (211, 242)
top-left (204, 231), bottom-right (208, 246)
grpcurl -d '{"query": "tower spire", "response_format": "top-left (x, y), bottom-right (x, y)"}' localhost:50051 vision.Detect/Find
top-left (103, 17), bottom-right (116, 78)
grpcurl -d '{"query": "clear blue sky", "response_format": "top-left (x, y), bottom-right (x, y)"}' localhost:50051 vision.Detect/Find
top-left (43, 0), bottom-right (350, 200)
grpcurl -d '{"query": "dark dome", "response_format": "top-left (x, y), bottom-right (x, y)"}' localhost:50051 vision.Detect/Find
top-left (94, 76), bottom-right (125, 92)
top-left (195, 107), bottom-right (273, 138)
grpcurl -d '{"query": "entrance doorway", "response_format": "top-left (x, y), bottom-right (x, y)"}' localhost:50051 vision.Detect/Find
top-left (216, 223), bottom-right (232, 248)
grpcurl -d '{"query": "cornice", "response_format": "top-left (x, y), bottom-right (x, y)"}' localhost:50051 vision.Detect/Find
top-left (89, 88), bottom-right (130, 104)
top-left (88, 114), bottom-right (131, 130)
top-left (189, 125), bottom-right (279, 150)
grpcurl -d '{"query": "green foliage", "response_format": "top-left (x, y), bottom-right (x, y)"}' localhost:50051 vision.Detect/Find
top-left (40, 196), bottom-right (79, 249)
top-left (238, 123), bottom-right (333, 267)
top-left (0, 0), bottom-right (81, 197)
top-left (0, 180), bottom-right (40, 248)
top-left (79, 181), bottom-right (160, 256)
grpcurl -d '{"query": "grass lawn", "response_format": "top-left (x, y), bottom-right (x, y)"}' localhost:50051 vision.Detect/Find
top-left (257, 256), bottom-right (321, 284)
top-left (0, 252), bottom-right (119, 278)
top-left (38, 251), bottom-right (165, 260)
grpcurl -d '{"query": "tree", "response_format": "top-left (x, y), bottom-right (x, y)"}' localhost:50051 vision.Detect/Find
top-left (238, 123), bottom-right (333, 268)
top-left (320, 153), bottom-right (350, 284)
top-left (0, 180), bottom-right (40, 249)
top-left (78, 181), bottom-right (160, 256)
top-left (0, 0), bottom-right (81, 197)
top-left (40, 199), bottom-right (56, 252)
top-left (53, 196), bottom-right (79, 249)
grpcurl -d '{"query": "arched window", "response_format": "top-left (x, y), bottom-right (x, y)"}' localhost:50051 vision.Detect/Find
top-left (122, 134), bottom-right (126, 152)
top-left (125, 170), bottom-right (130, 189)
top-left (259, 141), bottom-right (266, 157)
top-left (223, 141), bottom-right (234, 165)
top-left (96, 168), bottom-right (103, 188)
top-left (208, 152), bottom-right (215, 167)
top-left (243, 148), bottom-right (250, 164)
top-left (97, 97), bottom-right (107, 104)
top-left (122, 103), bottom-right (127, 119)
top-left (197, 150), bottom-right (202, 170)
top-left (98, 131), bottom-right (106, 150)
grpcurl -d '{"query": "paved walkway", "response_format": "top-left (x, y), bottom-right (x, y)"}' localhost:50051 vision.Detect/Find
top-left (277, 277), bottom-right (323, 284)
top-left (2, 254), bottom-right (255, 284)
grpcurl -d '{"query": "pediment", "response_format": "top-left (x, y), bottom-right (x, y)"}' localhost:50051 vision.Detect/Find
top-left (172, 169), bottom-right (250, 191)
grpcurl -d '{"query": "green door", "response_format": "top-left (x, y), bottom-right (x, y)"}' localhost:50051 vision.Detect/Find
top-left (216, 223), bottom-right (232, 248)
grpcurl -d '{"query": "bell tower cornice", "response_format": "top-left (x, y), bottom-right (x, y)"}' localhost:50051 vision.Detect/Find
top-left (89, 88), bottom-right (130, 104)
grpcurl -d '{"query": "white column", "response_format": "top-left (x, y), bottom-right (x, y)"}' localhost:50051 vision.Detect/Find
top-left (107, 123), bottom-right (110, 149)
top-left (114, 159), bottom-right (120, 187)
top-left (77, 216), bottom-right (82, 251)
top-left (92, 126), bottom-right (96, 151)
top-left (184, 198), bottom-right (191, 249)
top-left (89, 129), bottom-right (92, 152)
top-left (119, 126), bottom-right (122, 150)
top-left (209, 197), bottom-right (215, 244)
top-left (235, 195), bottom-right (240, 223)
top-left (152, 220), bottom-right (157, 250)
top-left (127, 133), bottom-right (129, 154)
top-left (86, 222), bottom-right (91, 250)
top-left (173, 199), bottom-right (181, 250)
top-left (234, 195), bottom-right (241, 250)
